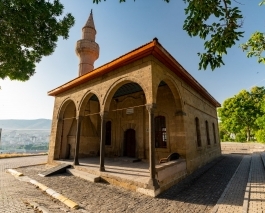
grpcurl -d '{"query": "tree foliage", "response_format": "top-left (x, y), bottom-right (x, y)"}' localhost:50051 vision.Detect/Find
top-left (241, 32), bottom-right (265, 64)
top-left (0, 0), bottom-right (74, 81)
top-left (183, 0), bottom-right (243, 70)
top-left (218, 86), bottom-right (265, 142)
top-left (240, 0), bottom-right (265, 64)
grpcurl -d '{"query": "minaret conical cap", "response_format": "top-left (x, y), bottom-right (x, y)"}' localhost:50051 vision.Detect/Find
top-left (76, 9), bottom-right (99, 76)
top-left (84, 10), bottom-right (95, 29)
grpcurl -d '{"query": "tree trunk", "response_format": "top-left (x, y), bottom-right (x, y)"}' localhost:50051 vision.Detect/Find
top-left (246, 127), bottom-right (250, 142)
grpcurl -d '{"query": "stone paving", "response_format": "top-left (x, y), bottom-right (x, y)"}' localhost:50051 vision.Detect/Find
top-left (211, 155), bottom-right (251, 213)
top-left (159, 155), bottom-right (242, 213)
top-left (15, 155), bottom-right (241, 213)
top-left (0, 156), bottom-right (69, 213)
top-left (248, 154), bottom-right (265, 213)
top-left (3, 154), bottom-right (265, 212)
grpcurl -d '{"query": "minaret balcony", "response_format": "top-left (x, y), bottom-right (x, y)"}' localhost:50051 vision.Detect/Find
top-left (75, 40), bottom-right (99, 58)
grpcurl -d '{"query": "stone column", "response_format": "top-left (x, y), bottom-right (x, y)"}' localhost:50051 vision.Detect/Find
top-left (73, 116), bottom-right (83, 165)
top-left (146, 104), bottom-right (159, 190)
top-left (58, 118), bottom-right (64, 160)
top-left (99, 111), bottom-right (108, 171)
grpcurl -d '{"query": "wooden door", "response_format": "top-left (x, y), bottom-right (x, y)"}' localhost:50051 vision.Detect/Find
top-left (124, 129), bottom-right (136, 157)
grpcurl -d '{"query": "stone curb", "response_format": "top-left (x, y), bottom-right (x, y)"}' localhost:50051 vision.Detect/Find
top-left (6, 168), bottom-right (24, 177)
top-left (7, 169), bottom-right (79, 209)
top-left (29, 179), bottom-right (79, 209)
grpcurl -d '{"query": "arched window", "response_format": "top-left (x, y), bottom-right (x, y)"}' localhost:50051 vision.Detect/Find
top-left (105, 121), bottom-right (111, 145)
top-left (155, 116), bottom-right (167, 148)
top-left (195, 117), bottom-right (201, 147)
top-left (205, 120), bottom-right (210, 145)
top-left (212, 123), bottom-right (217, 144)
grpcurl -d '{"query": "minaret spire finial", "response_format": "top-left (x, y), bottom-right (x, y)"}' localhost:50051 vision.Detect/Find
top-left (84, 10), bottom-right (95, 29)
top-left (75, 10), bottom-right (99, 76)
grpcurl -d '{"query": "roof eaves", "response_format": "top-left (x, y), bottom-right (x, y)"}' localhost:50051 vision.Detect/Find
top-left (48, 40), bottom-right (156, 96)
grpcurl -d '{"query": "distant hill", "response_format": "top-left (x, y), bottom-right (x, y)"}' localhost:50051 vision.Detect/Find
top-left (0, 119), bottom-right (52, 130)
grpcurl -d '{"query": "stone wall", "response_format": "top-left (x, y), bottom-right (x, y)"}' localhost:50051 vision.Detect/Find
top-left (151, 58), bottom-right (221, 173)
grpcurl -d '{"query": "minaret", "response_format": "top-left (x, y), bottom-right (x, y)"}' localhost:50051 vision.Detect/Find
top-left (76, 10), bottom-right (99, 76)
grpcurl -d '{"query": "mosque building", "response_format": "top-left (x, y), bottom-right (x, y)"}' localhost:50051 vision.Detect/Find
top-left (47, 11), bottom-right (221, 196)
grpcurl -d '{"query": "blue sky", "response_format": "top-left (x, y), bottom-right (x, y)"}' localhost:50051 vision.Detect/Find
top-left (0, 0), bottom-right (264, 119)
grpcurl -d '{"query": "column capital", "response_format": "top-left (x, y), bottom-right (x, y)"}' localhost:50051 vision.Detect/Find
top-left (145, 103), bottom-right (157, 112)
top-left (100, 111), bottom-right (109, 119)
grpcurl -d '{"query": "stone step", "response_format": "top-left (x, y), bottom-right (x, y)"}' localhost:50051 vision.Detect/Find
top-left (38, 163), bottom-right (71, 177)
top-left (66, 168), bottom-right (100, 182)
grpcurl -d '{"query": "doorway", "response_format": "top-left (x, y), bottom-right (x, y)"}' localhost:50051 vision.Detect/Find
top-left (124, 129), bottom-right (136, 157)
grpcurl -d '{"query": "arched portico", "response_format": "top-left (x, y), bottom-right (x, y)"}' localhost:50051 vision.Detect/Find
top-left (73, 92), bottom-right (101, 165)
top-left (153, 77), bottom-right (183, 109)
top-left (55, 99), bottom-right (77, 160)
top-left (153, 78), bottom-right (187, 159)
top-left (99, 79), bottom-right (149, 171)
top-left (100, 78), bottom-right (159, 189)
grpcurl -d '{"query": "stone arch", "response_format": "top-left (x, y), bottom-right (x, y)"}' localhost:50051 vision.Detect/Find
top-left (121, 122), bottom-right (137, 157)
top-left (54, 99), bottom-right (77, 160)
top-left (102, 77), bottom-right (150, 112)
top-left (154, 76), bottom-right (186, 159)
top-left (76, 90), bottom-right (101, 158)
top-left (121, 123), bottom-right (137, 131)
top-left (153, 76), bottom-right (184, 111)
top-left (57, 98), bottom-right (77, 119)
top-left (78, 90), bottom-right (101, 115)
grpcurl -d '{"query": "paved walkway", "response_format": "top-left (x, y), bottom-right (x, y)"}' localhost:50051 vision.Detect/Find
top-left (18, 155), bottom-right (241, 212)
top-left (0, 156), bottom-right (69, 213)
top-left (1, 153), bottom-right (265, 212)
top-left (248, 154), bottom-right (265, 213)
top-left (211, 155), bottom-right (251, 213)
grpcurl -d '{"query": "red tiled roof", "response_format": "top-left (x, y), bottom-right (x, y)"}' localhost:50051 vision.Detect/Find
top-left (48, 38), bottom-right (220, 107)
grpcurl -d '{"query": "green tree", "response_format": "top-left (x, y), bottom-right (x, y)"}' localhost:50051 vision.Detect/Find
top-left (255, 129), bottom-right (265, 142)
top-left (255, 100), bottom-right (265, 142)
top-left (241, 32), bottom-right (265, 65)
top-left (0, 0), bottom-right (74, 81)
top-left (241, 0), bottom-right (265, 64)
top-left (218, 87), bottom-right (265, 142)
top-left (219, 122), bottom-right (231, 142)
